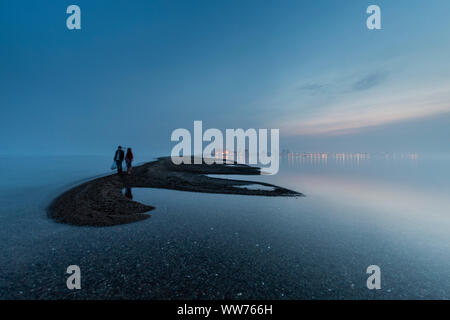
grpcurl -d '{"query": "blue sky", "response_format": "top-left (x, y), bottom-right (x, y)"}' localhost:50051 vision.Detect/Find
top-left (1, 0), bottom-right (450, 155)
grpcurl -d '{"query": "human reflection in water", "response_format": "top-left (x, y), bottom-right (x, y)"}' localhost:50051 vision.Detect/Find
top-left (124, 187), bottom-right (133, 200)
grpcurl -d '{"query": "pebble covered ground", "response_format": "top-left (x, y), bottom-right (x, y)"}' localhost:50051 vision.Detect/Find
top-left (1, 187), bottom-right (449, 299)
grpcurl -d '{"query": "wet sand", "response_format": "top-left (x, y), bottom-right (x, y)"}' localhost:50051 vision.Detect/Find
top-left (48, 157), bottom-right (302, 226)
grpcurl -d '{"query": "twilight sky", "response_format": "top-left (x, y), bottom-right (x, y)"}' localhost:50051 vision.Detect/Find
top-left (1, 0), bottom-right (450, 155)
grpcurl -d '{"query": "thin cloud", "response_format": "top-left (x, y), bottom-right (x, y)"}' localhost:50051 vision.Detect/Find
top-left (295, 71), bottom-right (388, 99)
top-left (352, 72), bottom-right (388, 92)
top-left (281, 87), bottom-right (450, 136)
top-left (297, 83), bottom-right (325, 91)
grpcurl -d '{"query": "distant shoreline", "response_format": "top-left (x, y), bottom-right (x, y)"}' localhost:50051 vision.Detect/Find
top-left (48, 157), bottom-right (302, 227)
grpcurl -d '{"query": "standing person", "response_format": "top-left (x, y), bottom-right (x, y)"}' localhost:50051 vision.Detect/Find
top-left (114, 146), bottom-right (125, 175)
top-left (125, 148), bottom-right (134, 175)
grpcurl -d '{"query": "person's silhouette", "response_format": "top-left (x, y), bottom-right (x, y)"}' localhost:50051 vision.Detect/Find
top-left (113, 146), bottom-right (125, 174)
top-left (125, 148), bottom-right (134, 175)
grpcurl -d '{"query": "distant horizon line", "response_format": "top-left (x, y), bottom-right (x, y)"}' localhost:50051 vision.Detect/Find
top-left (2, 151), bottom-right (450, 157)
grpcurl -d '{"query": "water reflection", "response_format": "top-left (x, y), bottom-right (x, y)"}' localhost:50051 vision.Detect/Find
top-left (281, 152), bottom-right (419, 168)
top-left (296, 173), bottom-right (450, 222)
top-left (123, 187), bottom-right (133, 200)
top-left (1, 155), bottom-right (448, 299)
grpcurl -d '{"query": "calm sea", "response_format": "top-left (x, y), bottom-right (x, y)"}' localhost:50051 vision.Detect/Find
top-left (0, 153), bottom-right (449, 299)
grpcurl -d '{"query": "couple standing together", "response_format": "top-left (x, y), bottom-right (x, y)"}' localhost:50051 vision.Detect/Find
top-left (114, 146), bottom-right (133, 175)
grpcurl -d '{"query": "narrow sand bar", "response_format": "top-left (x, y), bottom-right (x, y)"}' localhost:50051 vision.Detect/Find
top-left (48, 157), bottom-right (302, 226)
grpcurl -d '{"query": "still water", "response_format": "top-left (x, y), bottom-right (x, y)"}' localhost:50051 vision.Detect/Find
top-left (0, 154), bottom-right (449, 299)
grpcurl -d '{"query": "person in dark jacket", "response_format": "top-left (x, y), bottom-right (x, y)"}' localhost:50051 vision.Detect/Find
top-left (114, 146), bottom-right (125, 174)
top-left (125, 148), bottom-right (134, 175)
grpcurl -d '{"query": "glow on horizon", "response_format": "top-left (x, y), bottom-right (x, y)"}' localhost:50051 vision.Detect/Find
top-left (280, 87), bottom-right (450, 136)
